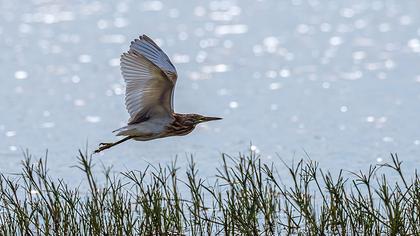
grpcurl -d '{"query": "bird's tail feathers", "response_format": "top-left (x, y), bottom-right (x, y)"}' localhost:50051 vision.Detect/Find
top-left (112, 126), bottom-right (134, 136)
top-left (112, 126), bottom-right (126, 133)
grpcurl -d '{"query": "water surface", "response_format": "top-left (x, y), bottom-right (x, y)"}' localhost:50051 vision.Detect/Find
top-left (1, 0), bottom-right (420, 179)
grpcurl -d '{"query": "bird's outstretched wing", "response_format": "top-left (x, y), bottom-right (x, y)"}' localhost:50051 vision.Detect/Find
top-left (120, 35), bottom-right (178, 125)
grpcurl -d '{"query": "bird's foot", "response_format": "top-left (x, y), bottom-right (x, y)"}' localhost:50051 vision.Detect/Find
top-left (94, 143), bottom-right (114, 153)
top-left (99, 142), bottom-right (112, 146)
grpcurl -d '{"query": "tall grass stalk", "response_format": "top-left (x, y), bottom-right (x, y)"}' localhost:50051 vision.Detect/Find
top-left (0, 150), bottom-right (418, 235)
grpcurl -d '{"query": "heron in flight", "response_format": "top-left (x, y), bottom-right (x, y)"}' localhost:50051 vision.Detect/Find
top-left (94, 35), bottom-right (221, 153)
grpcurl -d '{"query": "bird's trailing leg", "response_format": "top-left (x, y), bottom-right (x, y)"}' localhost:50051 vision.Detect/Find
top-left (94, 136), bottom-right (133, 153)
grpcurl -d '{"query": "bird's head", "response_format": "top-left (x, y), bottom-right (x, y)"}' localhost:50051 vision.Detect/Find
top-left (184, 114), bottom-right (222, 126)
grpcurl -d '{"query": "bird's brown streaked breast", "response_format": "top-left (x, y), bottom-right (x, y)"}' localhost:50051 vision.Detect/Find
top-left (166, 121), bottom-right (195, 136)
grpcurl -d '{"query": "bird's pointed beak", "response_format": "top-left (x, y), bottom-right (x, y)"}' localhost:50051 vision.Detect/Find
top-left (201, 116), bottom-right (222, 122)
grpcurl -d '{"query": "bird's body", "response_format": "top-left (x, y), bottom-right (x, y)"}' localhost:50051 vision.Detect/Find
top-left (95, 35), bottom-right (221, 153)
top-left (113, 113), bottom-right (196, 140)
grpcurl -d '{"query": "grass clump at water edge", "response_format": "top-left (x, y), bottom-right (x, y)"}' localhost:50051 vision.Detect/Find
top-left (0, 149), bottom-right (418, 235)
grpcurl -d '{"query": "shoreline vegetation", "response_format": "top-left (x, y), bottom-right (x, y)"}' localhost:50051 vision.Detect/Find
top-left (0, 150), bottom-right (418, 235)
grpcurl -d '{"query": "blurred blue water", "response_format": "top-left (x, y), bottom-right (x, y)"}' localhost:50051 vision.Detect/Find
top-left (1, 0), bottom-right (419, 179)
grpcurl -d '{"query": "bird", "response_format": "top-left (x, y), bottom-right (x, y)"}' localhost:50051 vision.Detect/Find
top-left (94, 35), bottom-right (222, 153)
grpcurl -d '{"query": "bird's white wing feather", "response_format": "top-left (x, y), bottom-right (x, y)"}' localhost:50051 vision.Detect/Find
top-left (130, 35), bottom-right (177, 83)
top-left (121, 51), bottom-right (174, 125)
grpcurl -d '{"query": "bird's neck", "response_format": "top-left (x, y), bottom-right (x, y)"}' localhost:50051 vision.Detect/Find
top-left (169, 113), bottom-right (195, 135)
top-left (173, 113), bottom-right (189, 123)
